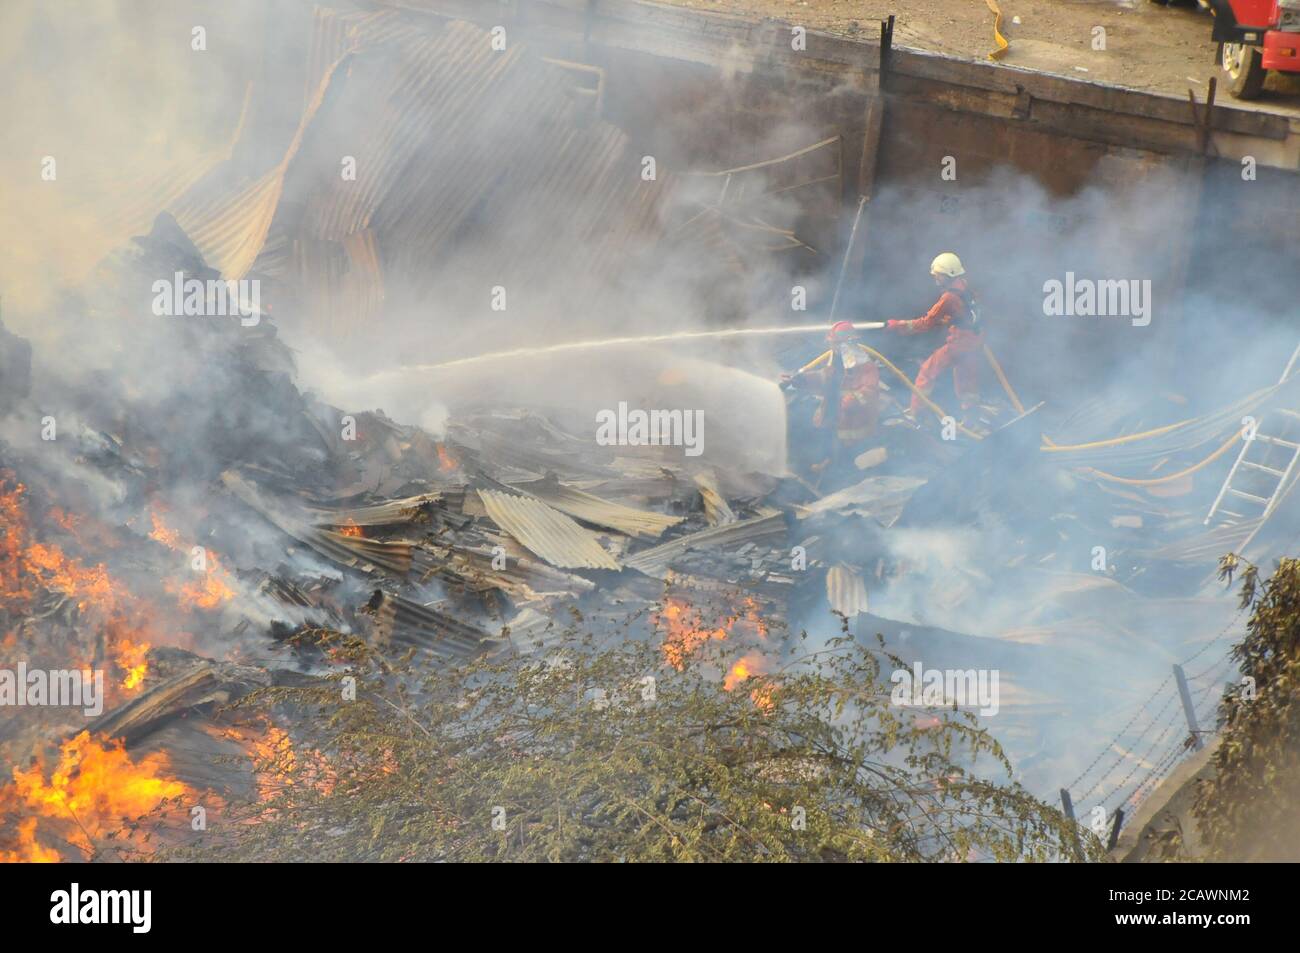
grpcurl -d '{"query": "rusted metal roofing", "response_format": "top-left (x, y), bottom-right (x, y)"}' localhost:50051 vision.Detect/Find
top-left (363, 589), bottom-right (494, 659)
top-left (170, 50), bottom-right (353, 279)
top-left (478, 488), bottom-right (620, 571)
top-left (289, 229), bottom-right (385, 343)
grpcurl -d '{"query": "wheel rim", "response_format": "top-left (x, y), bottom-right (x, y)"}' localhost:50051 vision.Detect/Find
top-left (1223, 43), bottom-right (1247, 79)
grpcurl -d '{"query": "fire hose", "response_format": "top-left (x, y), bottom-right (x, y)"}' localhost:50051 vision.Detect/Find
top-left (982, 338), bottom-right (1250, 487)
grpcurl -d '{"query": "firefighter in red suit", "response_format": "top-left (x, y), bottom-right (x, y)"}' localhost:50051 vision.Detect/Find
top-left (784, 320), bottom-right (881, 479)
top-left (886, 253), bottom-right (982, 419)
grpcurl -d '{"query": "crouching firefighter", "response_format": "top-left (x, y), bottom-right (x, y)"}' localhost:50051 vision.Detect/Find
top-left (886, 252), bottom-right (982, 421)
top-left (782, 321), bottom-right (882, 482)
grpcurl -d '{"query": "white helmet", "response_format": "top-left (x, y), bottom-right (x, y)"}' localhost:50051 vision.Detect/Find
top-left (930, 252), bottom-right (965, 278)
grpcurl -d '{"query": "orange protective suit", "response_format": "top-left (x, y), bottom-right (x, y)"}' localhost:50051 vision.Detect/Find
top-left (795, 343), bottom-right (881, 445)
top-left (887, 277), bottom-right (982, 414)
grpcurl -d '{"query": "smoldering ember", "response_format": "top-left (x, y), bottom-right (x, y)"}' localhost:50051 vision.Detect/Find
top-left (1, 0), bottom-right (1300, 871)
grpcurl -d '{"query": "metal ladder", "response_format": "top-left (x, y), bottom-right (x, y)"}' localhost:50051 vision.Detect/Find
top-left (1205, 342), bottom-right (1300, 527)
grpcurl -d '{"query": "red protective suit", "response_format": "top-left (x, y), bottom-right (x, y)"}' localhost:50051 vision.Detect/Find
top-left (887, 277), bottom-right (982, 414)
top-left (795, 343), bottom-right (881, 445)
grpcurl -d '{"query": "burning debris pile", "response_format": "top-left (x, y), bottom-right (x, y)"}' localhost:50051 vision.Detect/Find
top-left (4, 198), bottom-right (1300, 860)
top-left (6, 5), bottom-right (1300, 864)
top-left (0, 211), bottom-right (892, 862)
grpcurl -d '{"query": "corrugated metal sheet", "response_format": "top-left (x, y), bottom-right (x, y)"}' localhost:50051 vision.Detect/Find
top-left (171, 50), bottom-right (353, 278)
top-left (290, 229), bottom-right (385, 342)
top-left (79, 154), bottom-right (228, 252)
top-left (478, 488), bottom-right (620, 570)
top-left (222, 471), bottom-right (414, 575)
top-left (693, 471), bottom-right (737, 526)
top-left (307, 492), bottom-right (444, 528)
top-left (365, 589), bottom-right (493, 659)
top-left (825, 564), bottom-right (869, 618)
top-left (518, 480), bottom-right (682, 539)
top-left (623, 512), bottom-right (786, 579)
top-left (164, 10), bottom-right (677, 329)
top-left (797, 475), bottom-right (926, 526)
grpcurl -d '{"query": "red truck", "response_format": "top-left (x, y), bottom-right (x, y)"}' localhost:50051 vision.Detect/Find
top-left (1204, 0), bottom-right (1300, 98)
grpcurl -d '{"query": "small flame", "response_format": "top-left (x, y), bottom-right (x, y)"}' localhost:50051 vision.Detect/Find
top-left (150, 508), bottom-right (236, 610)
top-left (723, 653), bottom-right (775, 712)
top-left (112, 637), bottom-right (150, 691)
top-left (655, 596), bottom-right (768, 669)
top-left (436, 443), bottom-right (459, 472)
top-left (147, 509), bottom-right (183, 549)
top-left (220, 725), bottom-right (337, 806)
top-left (170, 550), bottom-right (236, 610)
top-left (337, 522), bottom-right (364, 538)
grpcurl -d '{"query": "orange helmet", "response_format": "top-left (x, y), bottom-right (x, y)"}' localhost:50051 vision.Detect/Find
top-left (827, 320), bottom-right (857, 343)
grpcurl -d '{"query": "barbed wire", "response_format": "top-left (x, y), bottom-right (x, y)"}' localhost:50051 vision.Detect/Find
top-left (1064, 674), bottom-right (1171, 793)
top-left (1072, 685), bottom-right (1178, 803)
top-left (1064, 593), bottom-right (1246, 795)
top-left (1097, 704), bottom-right (1185, 813)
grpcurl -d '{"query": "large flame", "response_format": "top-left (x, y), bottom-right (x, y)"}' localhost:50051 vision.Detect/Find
top-left (1, 476), bottom-right (153, 694)
top-left (0, 731), bottom-right (195, 862)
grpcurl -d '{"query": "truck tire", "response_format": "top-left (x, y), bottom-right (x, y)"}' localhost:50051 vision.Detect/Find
top-left (1222, 42), bottom-right (1267, 100)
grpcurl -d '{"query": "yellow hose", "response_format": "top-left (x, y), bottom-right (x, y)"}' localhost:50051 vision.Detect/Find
top-left (817, 337), bottom-right (1242, 485)
top-left (982, 343), bottom-right (1025, 415)
top-left (1081, 429), bottom-right (1243, 487)
top-left (982, 337), bottom-right (1238, 487)
top-left (860, 344), bottom-right (985, 440)
top-left (985, 0), bottom-right (1010, 61)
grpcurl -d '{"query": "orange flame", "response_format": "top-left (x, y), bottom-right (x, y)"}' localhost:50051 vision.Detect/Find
top-left (0, 731), bottom-right (195, 862)
top-left (436, 443), bottom-right (459, 472)
top-left (0, 480), bottom-right (33, 616)
top-left (656, 598), bottom-right (729, 669)
top-left (655, 596), bottom-right (768, 669)
top-left (112, 637), bottom-right (150, 691)
top-left (722, 652), bottom-right (775, 711)
top-left (218, 724), bottom-right (337, 806)
top-left (170, 551), bottom-right (236, 610)
top-left (150, 508), bottom-right (236, 610)
top-left (1, 477), bottom-right (123, 616)
top-left (148, 509), bottom-right (184, 549)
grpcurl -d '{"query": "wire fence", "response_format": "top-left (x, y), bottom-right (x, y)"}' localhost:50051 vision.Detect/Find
top-left (1059, 608), bottom-right (1246, 853)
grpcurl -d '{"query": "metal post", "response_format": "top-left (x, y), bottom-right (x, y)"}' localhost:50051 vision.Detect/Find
top-left (1173, 664), bottom-right (1203, 751)
top-left (1106, 807), bottom-right (1125, 852)
top-left (1059, 788), bottom-right (1086, 861)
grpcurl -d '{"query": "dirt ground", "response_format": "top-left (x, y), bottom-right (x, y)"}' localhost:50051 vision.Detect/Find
top-left (659, 0), bottom-right (1300, 112)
